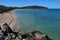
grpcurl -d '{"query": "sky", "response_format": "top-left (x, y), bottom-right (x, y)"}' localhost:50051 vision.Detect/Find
top-left (0, 0), bottom-right (60, 8)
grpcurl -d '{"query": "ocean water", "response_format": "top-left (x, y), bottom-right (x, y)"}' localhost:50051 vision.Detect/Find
top-left (14, 9), bottom-right (60, 40)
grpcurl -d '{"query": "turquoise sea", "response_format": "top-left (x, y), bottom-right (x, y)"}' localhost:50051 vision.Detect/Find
top-left (14, 9), bottom-right (60, 40)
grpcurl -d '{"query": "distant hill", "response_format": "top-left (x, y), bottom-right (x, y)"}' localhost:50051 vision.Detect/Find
top-left (0, 5), bottom-right (48, 13)
top-left (19, 6), bottom-right (48, 9)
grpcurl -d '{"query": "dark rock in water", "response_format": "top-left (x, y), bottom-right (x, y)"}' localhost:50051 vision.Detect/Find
top-left (20, 31), bottom-right (52, 40)
top-left (30, 30), bottom-right (52, 40)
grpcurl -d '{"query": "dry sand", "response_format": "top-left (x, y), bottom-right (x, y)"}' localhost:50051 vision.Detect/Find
top-left (0, 11), bottom-right (18, 32)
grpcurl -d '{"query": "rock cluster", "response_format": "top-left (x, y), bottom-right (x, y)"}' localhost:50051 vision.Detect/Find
top-left (0, 26), bottom-right (52, 40)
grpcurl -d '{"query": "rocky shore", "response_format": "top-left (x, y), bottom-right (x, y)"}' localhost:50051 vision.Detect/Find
top-left (0, 5), bottom-right (52, 40)
top-left (0, 11), bottom-right (52, 40)
top-left (0, 28), bottom-right (52, 40)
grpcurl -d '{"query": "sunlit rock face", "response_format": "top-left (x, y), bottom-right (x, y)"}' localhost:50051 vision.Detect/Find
top-left (0, 11), bottom-right (18, 32)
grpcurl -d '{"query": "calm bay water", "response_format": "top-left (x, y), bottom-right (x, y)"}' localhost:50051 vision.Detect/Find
top-left (14, 9), bottom-right (60, 40)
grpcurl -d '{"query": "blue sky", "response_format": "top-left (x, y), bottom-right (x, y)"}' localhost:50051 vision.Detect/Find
top-left (0, 0), bottom-right (60, 8)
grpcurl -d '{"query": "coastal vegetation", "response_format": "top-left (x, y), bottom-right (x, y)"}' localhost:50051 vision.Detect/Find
top-left (0, 5), bottom-right (48, 13)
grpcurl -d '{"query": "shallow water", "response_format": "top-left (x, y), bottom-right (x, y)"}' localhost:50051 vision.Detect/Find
top-left (14, 9), bottom-right (60, 40)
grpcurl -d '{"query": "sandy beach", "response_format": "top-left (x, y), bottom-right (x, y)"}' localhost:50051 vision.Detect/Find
top-left (0, 11), bottom-right (18, 32)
